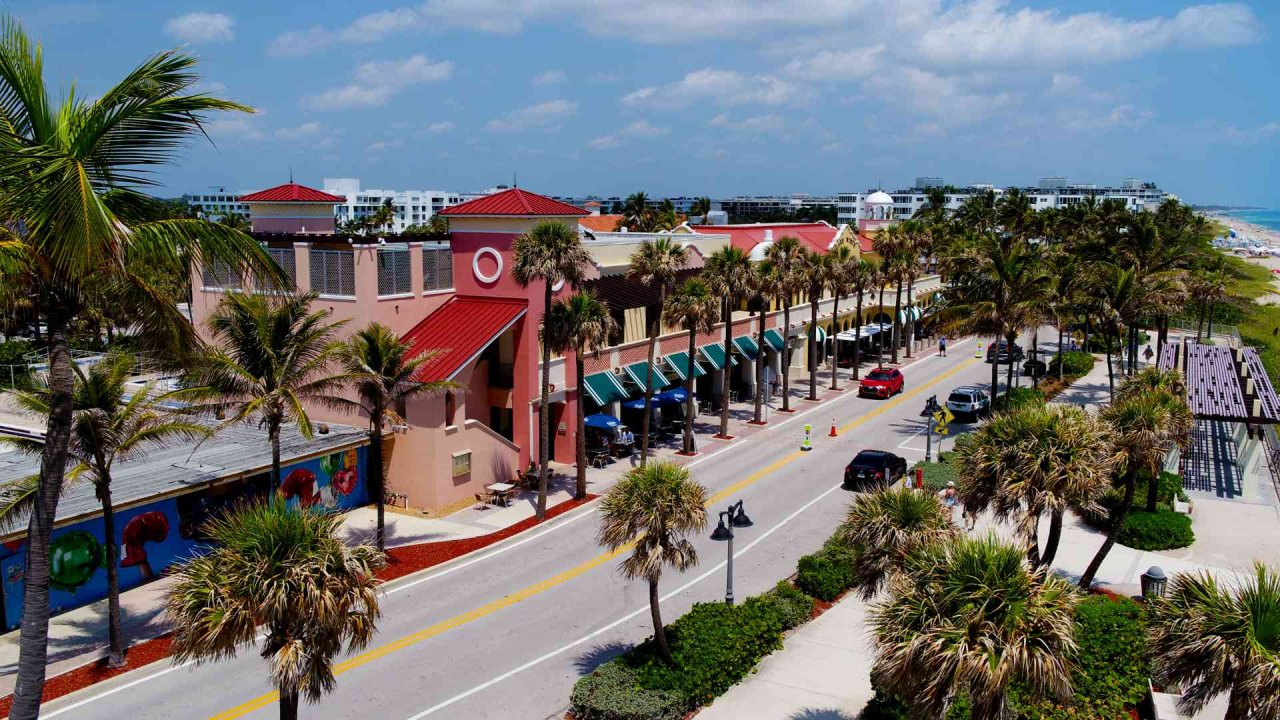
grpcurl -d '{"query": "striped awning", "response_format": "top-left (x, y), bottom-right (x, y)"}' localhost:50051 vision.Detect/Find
top-left (733, 336), bottom-right (760, 360)
top-left (763, 329), bottom-right (786, 352)
top-left (624, 361), bottom-right (670, 393)
top-left (808, 325), bottom-right (828, 344)
top-left (699, 343), bottom-right (740, 370)
top-left (583, 371), bottom-right (628, 406)
top-left (665, 351), bottom-right (707, 380)
top-left (897, 306), bottom-right (924, 323)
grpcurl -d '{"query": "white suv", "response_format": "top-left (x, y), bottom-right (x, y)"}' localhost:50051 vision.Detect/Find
top-left (946, 386), bottom-right (990, 421)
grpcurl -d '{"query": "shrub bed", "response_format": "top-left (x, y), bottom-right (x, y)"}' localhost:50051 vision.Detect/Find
top-left (1047, 350), bottom-right (1095, 378)
top-left (1116, 508), bottom-right (1194, 551)
top-left (912, 450), bottom-right (959, 491)
top-left (570, 662), bottom-right (685, 720)
top-left (991, 387), bottom-right (1046, 413)
top-left (795, 537), bottom-right (857, 601)
top-left (748, 580), bottom-right (815, 630)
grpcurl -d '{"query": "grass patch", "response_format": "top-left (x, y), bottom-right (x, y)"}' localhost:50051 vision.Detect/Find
top-left (1223, 254), bottom-right (1276, 300)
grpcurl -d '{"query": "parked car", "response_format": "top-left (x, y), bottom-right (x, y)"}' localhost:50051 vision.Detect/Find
top-left (858, 367), bottom-right (904, 398)
top-left (946, 386), bottom-right (990, 421)
top-left (843, 450), bottom-right (908, 490)
top-left (986, 340), bottom-right (1024, 364)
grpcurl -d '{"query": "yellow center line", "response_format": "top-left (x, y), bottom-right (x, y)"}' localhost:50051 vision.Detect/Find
top-left (211, 357), bottom-right (979, 719)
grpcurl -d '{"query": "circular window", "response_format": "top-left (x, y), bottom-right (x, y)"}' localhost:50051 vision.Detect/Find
top-left (472, 247), bottom-right (503, 284)
top-left (552, 278), bottom-right (565, 292)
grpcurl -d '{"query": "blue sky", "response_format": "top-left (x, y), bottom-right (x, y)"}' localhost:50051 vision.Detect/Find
top-left (8, 1), bottom-right (1279, 206)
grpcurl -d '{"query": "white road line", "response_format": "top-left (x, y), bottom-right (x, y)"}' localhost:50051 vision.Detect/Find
top-left (42, 661), bottom-right (194, 718)
top-left (402, 483), bottom-right (845, 719)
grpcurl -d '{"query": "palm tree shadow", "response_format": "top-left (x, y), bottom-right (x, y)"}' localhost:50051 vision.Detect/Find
top-left (573, 641), bottom-right (631, 676)
top-left (791, 708), bottom-right (856, 720)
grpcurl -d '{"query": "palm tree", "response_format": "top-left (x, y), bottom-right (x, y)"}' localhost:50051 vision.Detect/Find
top-left (344, 323), bottom-right (457, 550)
top-left (0, 354), bottom-right (205, 667)
top-left (512, 220), bottom-right (591, 519)
top-left (663, 279), bottom-right (718, 455)
top-left (765, 237), bottom-right (804, 411)
top-left (621, 191), bottom-right (652, 232)
top-left (185, 292), bottom-right (353, 490)
top-left (1116, 366), bottom-right (1193, 509)
top-left (870, 535), bottom-right (1077, 720)
top-left (1078, 387), bottom-right (1192, 590)
top-left (837, 486), bottom-right (956, 599)
top-left (747, 260), bottom-right (777, 423)
top-left (826, 243), bottom-right (857, 390)
top-left (627, 239), bottom-right (688, 465)
top-left (873, 225), bottom-right (907, 364)
top-left (1192, 254), bottom-right (1230, 342)
top-left (1090, 263), bottom-right (1185, 399)
top-left (0, 21), bottom-right (275, 713)
top-left (544, 292), bottom-right (617, 498)
top-left (896, 220), bottom-right (930, 359)
top-left (799, 250), bottom-right (829, 401)
top-left (1149, 563), bottom-right (1280, 720)
top-left (219, 211), bottom-right (251, 233)
top-left (703, 246), bottom-right (753, 438)
top-left (367, 198), bottom-right (396, 233)
top-left (954, 404), bottom-right (1116, 567)
top-left (596, 462), bottom-right (707, 666)
top-left (689, 196), bottom-right (712, 223)
top-left (166, 499), bottom-right (384, 720)
top-left (847, 258), bottom-right (877, 381)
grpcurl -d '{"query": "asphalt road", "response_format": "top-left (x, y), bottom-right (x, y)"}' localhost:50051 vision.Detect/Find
top-left (39, 339), bottom-right (1000, 720)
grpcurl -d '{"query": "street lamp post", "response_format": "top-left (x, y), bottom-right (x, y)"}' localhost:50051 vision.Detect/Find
top-left (710, 500), bottom-right (754, 604)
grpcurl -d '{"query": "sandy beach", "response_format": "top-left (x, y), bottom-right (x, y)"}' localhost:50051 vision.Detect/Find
top-left (1207, 212), bottom-right (1280, 247)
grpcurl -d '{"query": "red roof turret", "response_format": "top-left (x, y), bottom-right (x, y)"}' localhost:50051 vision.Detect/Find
top-left (439, 188), bottom-right (588, 217)
top-left (239, 183), bottom-right (347, 203)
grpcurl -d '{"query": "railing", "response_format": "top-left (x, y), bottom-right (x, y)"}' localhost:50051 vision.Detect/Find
top-left (1264, 425), bottom-right (1280, 499)
top-left (1170, 320), bottom-right (1241, 348)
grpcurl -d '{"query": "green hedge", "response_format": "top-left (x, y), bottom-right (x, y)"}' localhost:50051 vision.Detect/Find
top-left (748, 581), bottom-right (814, 630)
top-left (570, 662), bottom-right (685, 720)
top-left (795, 537), bottom-right (857, 601)
top-left (1046, 350), bottom-right (1095, 377)
top-left (992, 387), bottom-right (1046, 413)
top-left (1117, 508), bottom-right (1194, 551)
top-left (913, 451), bottom-right (959, 491)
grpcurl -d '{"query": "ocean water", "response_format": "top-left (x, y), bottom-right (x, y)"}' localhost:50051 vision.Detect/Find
top-left (1225, 209), bottom-right (1280, 232)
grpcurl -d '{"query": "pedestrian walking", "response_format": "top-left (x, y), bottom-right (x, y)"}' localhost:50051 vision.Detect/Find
top-left (938, 335), bottom-right (948, 357)
top-left (1143, 345), bottom-right (1154, 364)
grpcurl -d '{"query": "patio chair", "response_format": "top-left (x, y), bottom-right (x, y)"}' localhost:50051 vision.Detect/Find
top-left (473, 492), bottom-right (492, 510)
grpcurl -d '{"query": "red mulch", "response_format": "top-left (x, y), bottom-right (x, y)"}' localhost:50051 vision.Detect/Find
top-left (0, 494), bottom-right (599, 714)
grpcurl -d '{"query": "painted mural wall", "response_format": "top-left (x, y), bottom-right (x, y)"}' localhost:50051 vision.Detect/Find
top-left (0, 445), bottom-right (368, 631)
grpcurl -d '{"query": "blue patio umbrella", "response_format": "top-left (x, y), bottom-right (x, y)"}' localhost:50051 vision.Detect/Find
top-left (620, 397), bottom-right (648, 410)
top-left (656, 387), bottom-right (689, 405)
top-left (583, 413), bottom-right (621, 430)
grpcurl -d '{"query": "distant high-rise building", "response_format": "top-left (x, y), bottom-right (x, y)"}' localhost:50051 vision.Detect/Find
top-left (324, 178), bottom-right (479, 232)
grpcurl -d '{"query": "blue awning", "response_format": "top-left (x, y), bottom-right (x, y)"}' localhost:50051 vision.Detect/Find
top-left (584, 413), bottom-right (620, 430)
top-left (621, 396), bottom-right (648, 410)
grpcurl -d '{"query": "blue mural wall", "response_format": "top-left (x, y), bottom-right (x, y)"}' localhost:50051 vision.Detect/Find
top-left (0, 445), bottom-right (368, 631)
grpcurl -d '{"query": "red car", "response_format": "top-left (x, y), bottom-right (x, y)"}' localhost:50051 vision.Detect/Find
top-left (858, 368), bottom-right (904, 398)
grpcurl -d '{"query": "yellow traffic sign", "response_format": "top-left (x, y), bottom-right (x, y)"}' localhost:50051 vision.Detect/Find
top-left (936, 424), bottom-right (950, 436)
top-left (932, 408), bottom-right (954, 425)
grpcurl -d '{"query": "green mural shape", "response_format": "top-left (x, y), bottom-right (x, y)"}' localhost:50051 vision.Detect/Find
top-left (49, 531), bottom-right (106, 593)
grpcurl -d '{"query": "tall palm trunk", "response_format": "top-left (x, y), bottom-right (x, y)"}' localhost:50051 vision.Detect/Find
top-left (1030, 328), bottom-right (1040, 389)
top-left (829, 292), bottom-right (841, 390)
top-left (649, 578), bottom-right (673, 666)
top-left (780, 300), bottom-right (793, 411)
top-left (279, 687), bottom-right (300, 720)
top-left (537, 281), bottom-right (554, 518)
top-left (891, 279), bottom-right (903, 364)
top-left (990, 337), bottom-right (1001, 400)
top-left (12, 320), bottom-right (73, 719)
top-left (852, 290), bottom-right (864, 381)
top-left (369, 410), bottom-right (387, 550)
top-left (1040, 509), bottom-right (1064, 568)
top-left (1105, 334), bottom-right (1115, 401)
top-left (1004, 332), bottom-right (1016, 402)
top-left (269, 416), bottom-right (282, 492)
top-left (1079, 468), bottom-right (1138, 590)
top-left (1083, 316), bottom-right (1091, 352)
top-left (903, 278), bottom-right (914, 359)
top-left (1207, 302), bottom-right (1217, 341)
top-left (876, 284), bottom-right (886, 368)
top-left (574, 353), bottom-right (588, 499)
top-left (682, 327), bottom-right (697, 455)
top-left (1225, 687), bottom-right (1250, 720)
top-left (1145, 469), bottom-right (1161, 513)
top-left (641, 287), bottom-right (664, 466)
top-left (1057, 324), bottom-right (1065, 382)
top-left (753, 301), bottom-right (765, 421)
top-left (807, 291), bottom-right (820, 401)
top-left (717, 297), bottom-right (733, 438)
top-left (99, 478), bottom-right (126, 667)
top-left (1196, 302), bottom-right (1206, 341)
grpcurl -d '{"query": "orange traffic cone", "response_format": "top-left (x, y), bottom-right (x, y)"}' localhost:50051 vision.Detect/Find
top-left (829, 418), bottom-right (838, 437)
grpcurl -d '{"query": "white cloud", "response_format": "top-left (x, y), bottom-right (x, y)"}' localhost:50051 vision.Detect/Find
top-left (1214, 121), bottom-right (1280, 145)
top-left (1049, 72), bottom-right (1082, 95)
top-left (424, 121), bottom-right (455, 134)
top-left (486, 100), bottom-right (577, 132)
top-left (587, 119), bottom-right (668, 149)
top-left (164, 12), bottom-right (234, 43)
top-left (784, 45), bottom-right (885, 80)
top-left (275, 122), bottom-right (323, 140)
top-left (303, 55), bottom-right (454, 110)
top-left (533, 70), bottom-right (566, 86)
top-left (204, 116), bottom-right (262, 141)
top-left (367, 139), bottom-right (406, 152)
top-left (622, 69), bottom-right (803, 109)
top-left (708, 113), bottom-right (785, 132)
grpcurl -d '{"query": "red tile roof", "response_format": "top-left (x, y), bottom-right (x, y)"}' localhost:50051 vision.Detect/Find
top-left (858, 232), bottom-right (876, 253)
top-left (401, 297), bottom-right (527, 382)
top-left (438, 188), bottom-right (588, 217)
top-left (239, 183), bottom-right (347, 203)
top-left (579, 214), bottom-right (623, 233)
top-left (691, 223), bottom-right (842, 255)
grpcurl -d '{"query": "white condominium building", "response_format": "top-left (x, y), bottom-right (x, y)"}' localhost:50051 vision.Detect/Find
top-left (838, 177), bottom-right (1174, 226)
top-left (322, 178), bottom-right (474, 232)
top-left (183, 189), bottom-right (249, 220)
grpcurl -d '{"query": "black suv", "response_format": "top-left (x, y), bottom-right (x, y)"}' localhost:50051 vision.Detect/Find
top-left (843, 450), bottom-right (908, 490)
top-left (986, 340), bottom-right (1024, 364)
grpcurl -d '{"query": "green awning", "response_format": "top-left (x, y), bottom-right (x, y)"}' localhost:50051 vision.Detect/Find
top-left (624, 361), bottom-right (670, 393)
top-left (733, 336), bottom-right (760, 360)
top-left (807, 325), bottom-right (828, 344)
top-left (583, 371), bottom-right (628, 406)
top-left (664, 351), bottom-right (707, 380)
top-left (699, 343), bottom-right (740, 370)
top-left (763, 329), bottom-right (786, 352)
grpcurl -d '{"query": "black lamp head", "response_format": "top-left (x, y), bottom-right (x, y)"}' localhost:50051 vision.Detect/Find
top-left (731, 506), bottom-right (753, 528)
top-left (710, 518), bottom-right (732, 541)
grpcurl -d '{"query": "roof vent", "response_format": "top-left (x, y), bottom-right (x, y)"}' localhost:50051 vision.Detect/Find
top-left (620, 226), bottom-right (628, 233)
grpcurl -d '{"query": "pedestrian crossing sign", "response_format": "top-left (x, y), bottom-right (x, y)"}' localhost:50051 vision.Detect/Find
top-left (936, 424), bottom-right (950, 436)
top-left (932, 408), bottom-right (954, 425)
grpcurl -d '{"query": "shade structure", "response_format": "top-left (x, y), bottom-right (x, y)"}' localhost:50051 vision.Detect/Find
top-left (624, 361), bottom-right (670, 393)
top-left (621, 396), bottom-right (648, 410)
top-left (664, 351), bottom-right (707, 380)
top-left (582, 371), bottom-right (628, 406)
top-left (583, 413), bottom-right (620, 430)
top-left (763, 329), bottom-right (786, 352)
top-left (807, 325), bottom-right (827, 344)
top-left (656, 387), bottom-right (689, 405)
top-left (897, 306), bottom-right (924, 323)
top-left (699, 343), bottom-right (739, 370)
top-left (733, 336), bottom-right (761, 361)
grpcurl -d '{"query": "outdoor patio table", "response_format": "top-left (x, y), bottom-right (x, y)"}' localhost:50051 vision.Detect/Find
top-left (486, 482), bottom-right (515, 507)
